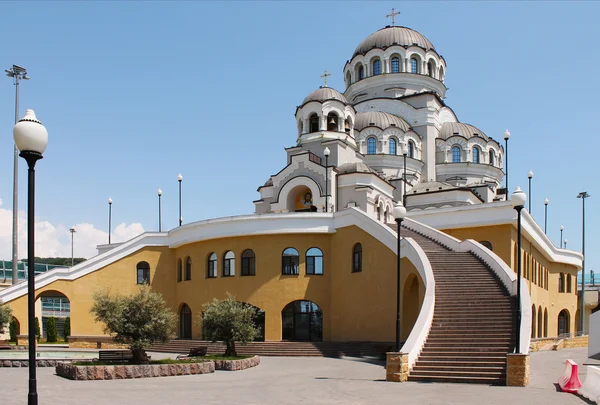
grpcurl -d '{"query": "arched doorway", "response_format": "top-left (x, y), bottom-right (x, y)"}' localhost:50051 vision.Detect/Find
top-left (558, 309), bottom-right (570, 336)
top-left (537, 305), bottom-right (543, 338)
top-left (543, 308), bottom-right (548, 337)
top-left (282, 300), bottom-right (322, 341)
top-left (239, 302), bottom-right (266, 342)
top-left (402, 274), bottom-right (421, 341)
top-left (179, 304), bottom-right (192, 339)
top-left (531, 305), bottom-right (537, 338)
top-left (37, 291), bottom-right (70, 340)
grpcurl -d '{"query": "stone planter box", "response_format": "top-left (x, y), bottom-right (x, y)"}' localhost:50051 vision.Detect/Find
top-left (213, 355), bottom-right (260, 371)
top-left (56, 361), bottom-right (215, 380)
top-left (1, 359), bottom-right (79, 368)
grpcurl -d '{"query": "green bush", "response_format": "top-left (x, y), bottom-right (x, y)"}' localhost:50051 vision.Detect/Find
top-left (34, 317), bottom-right (40, 343)
top-left (9, 318), bottom-right (18, 342)
top-left (46, 317), bottom-right (57, 342)
top-left (63, 316), bottom-right (71, 341)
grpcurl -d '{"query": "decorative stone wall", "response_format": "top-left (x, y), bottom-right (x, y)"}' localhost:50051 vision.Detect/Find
top-left (506, 354), bottom-right (530, 387)
top-left (530, 338), bottom-right (556, 352)
top-left (213, 356), bottom-right (260, 371)
top-left (56, 361), bottom-right (215, 380)
top-left (386, 352), bottom-right (408, 382)
top-left (563, 335), bottom-right (588, 349)
top-left (1, 359), bottom-right (78, 368)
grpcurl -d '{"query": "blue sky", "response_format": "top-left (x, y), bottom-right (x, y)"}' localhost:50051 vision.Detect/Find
top-left (0, 1), bottom-right (597, 271)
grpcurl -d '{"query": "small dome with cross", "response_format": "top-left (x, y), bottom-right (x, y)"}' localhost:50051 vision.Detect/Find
top-left (302, 87), bottom-right (348, 105)
top-left (353, 26), bottom-right (436, 57)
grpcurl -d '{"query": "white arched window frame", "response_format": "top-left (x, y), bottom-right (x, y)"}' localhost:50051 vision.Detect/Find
top-left (472, 146), bottom-right (481, 164)
top-left (223, 251), bottom-right (235, 277)
top-left (391, 56), bottom-right (400, 73)
top-left (358, 64), bottom-right (365, 80)
top-left (367, 137), bottom-right (377, 154)
top-left (410, 57), bottom-right (419, 74)
top-left (372, 58), bottom-right (381, 76)
top-left (407, 140), bottom-right (415, 158)
top-left (489, 149), bottom-right (496, 166)
top-left (389, 137), bottom-right (397, 155)
top-left (452, 146), bottom-right (461, 163)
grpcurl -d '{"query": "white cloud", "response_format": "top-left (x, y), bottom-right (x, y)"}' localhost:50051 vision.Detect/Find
top-left (0, 198), bottom-right (144, 260)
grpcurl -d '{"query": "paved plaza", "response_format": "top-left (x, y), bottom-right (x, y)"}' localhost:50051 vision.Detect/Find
top-left (1, 348), bottom-right (597, 405)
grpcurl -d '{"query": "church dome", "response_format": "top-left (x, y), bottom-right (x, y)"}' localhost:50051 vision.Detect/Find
top-left (302, 87), bottom-right (348, 105)
top-left (440, 122), bottom-right (489, 141)
top-left (353, 26), bottom-right (436, 57)
top-left (355, 111), bottom-right (411, 132)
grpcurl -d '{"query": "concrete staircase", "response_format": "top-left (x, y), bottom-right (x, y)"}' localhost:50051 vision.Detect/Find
top-left (391, 224), bottom-right (515, 385)
top-left (148, 340), bottom-right (392, 358)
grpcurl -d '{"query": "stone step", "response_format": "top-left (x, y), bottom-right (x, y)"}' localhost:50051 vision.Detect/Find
top-left (408, 375), bottom-right (506, 385)
top-left (415, 360), bottom-right (506, 367)
top-left (412, 365), bottom-right (505, 373)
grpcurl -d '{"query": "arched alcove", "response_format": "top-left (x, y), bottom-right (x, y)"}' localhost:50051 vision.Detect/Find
top-left (281, 300), bottom-right (322, 341)
top-left (179, 304), bottom-right (192, 339)
top-left (402, 274), bottom-right (421, 341)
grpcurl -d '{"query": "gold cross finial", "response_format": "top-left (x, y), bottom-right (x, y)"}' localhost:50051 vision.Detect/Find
top-left (320, 69), bottom-right (332, 87)
top-left (386, 8), bottom-right (400, 26)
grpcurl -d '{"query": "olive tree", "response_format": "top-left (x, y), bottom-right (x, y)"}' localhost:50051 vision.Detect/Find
top-left (90, 285), bottom-right (177, 364)
top-left (0, 300), bottom-right (12, 335)
top-left (200, 294), bottom-right (258, 356)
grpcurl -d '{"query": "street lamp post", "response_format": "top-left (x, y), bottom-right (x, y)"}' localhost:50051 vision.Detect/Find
top-left (6, 64), bottom-right (30, 285)
top-left (560, 225), bottom-right (564, 248)
top-left (323, 147), bottom-right (330, 213)
top-left (177, 174), bottom-right (183, 226)
top-left (577, 191), bottom-right (590, 334)
top-left (392, 203), bottom-right (406, 352)
top-left (13, 109), bottom-right (48, 405)
top-left (69, 228), bottom-right (76, 266)
top-left (544, 198), bottom-right (549, 234)
top-left (564, 239), bottom-right (567, 249)
top-left (527, 171), bottom-right (533, 214)
top-left (403, 146), bottom-right (408, 207)
top-left (504, 130), bottom-right (510, 196)
top-left (107, 198), bottom-right (113, 244)
top-left (157, 189), bottom-right (162, 232)
top-left (512, 186), bottom-right (527, 354)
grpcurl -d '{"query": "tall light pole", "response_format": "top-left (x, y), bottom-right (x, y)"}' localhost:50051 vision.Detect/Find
top-left (403, 146), bottom-right (408, 207)
top-left (69, 228), bottom-right (76, 266)
top-left (527, 170), bottom-right (533, 214)
top-left (512, 186), bottom-right (526, 354)
top-left (392, 202), bottom-right (406, 352)
top-left (323, 147), bottom-right (330, 212)
top-left (564, 239), bottom-right (567, 249)
top-left (107, 197), bottom-right (113, 244)
top-left (157, 188), bottom-right (163, 232)
top-left (504, 129), bottom-right (510, 197)
top-left (14, 109), bottom-right (48, 405)
top-left (177, 174), bottom-right (183, 226)
top-left (577, 191), bottom-right (590, 334)
top-left (560, 225), bottom-right (564, 248)
top-left (6, 64), bottom-right (30, 285)
top-left (544, 198), bottom-right (549, 234)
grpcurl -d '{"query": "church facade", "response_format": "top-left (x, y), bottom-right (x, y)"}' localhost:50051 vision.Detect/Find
top-left (0, 21), bottom-right (585, 382)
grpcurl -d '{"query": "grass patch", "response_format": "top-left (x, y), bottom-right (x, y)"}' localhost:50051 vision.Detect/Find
top-left (72, 355), bottom-right (252, 366)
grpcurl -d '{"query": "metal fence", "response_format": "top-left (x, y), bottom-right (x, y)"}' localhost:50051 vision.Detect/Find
top-left (0, 260), bottom-right (68, 282)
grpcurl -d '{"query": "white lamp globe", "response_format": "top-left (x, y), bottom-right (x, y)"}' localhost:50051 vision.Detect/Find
top-left (560, 225), bottom-right (564, 231)
top-left (13, 109), bottom-right (48, 155)
top-left (177, 173), bottom-right (183, 182)
top-left (544, 198), bottom-right (549, 205)
top-left (324, 147), bottom-right (330, 157)
top-left (392, 203), bottom-right (406, 220)
top-left (108, 197), bottom-right (113, 204)
top-left (158, 188), bottom-right (162, 196)
top-left (528, 170), bottom-right (534, 179)
top-left (511, 186), bottom-right (526, 208)
top-left (504, 129), bottom-right (511, 140)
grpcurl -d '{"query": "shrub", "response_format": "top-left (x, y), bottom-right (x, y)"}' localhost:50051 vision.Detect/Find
top-left (90, 285), bottom-right (177, 364)
top-left (46, 317), bottom-right (57, 342)
top-left (63, 316), bottom-right (71, 341)
top-left (34, 317), bottom-right (41, 342)
top-left (200, 293), bottom-right (258, 356)
top-left (9, 318), bottom-right (18, 342)
top-left (0, 301), bottom-right (12, 336)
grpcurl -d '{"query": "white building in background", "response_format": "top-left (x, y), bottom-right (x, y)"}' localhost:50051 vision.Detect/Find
top-left (254, 24), bottom-right (506, 220)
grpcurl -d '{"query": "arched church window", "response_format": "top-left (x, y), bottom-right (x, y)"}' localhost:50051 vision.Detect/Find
top-left (558, 273), bottom-right (565, 293)
top-left (389, 138), bottom-right (397, 155)
top-left (327, 113), bottom-right (338, 132)
top-left (372, 59), bottom-right (381, 76)
top-left (358, 65), bottom-right (364, 80)
top-left (223, 251), bottom-right (235, 277)
top-left (207, 253), bottom-right (217, 278)
top-left (408, 140), bottom-right (415, 158)
top-left (241, 249), bottom-right (256, 276)
top-left (306, 248), bottom-right (323, 275)
top-left (309, 114), bottom-right (319, 133)
top-left (473, 147), bottom-right (481, 164)
top-left (352, 243), bottom-right (362, 273)
top-left (391, 57), bottom-right (400, 73)
top-left (136, 261), bottom-right (150, 285)
top-left (282, 248), bottom-right (299, 275)
top-left (367, 137), bottom-right (377, 154)
top-left (177, 258), bottom-right (182, 282)
top-left (439, 66), bottom-right (445, 81)
top-left (185, 256), bottom-right (192, 280)
top-left (410, 58), bottom-right (418, 74)
top-left (452, 146), bottom-right (461, 163)
top-left (427, 60), bottom-right (434, 77)
top-left (345, 71), bottom-right (351, 87)
top-left (480, 241), bottom-right (493, 251)
top-left (489, 150), bottom-right (495, 166)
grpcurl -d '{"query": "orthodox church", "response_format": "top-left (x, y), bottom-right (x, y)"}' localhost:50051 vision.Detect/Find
top-left (0, 17), bottom-right (586, 385)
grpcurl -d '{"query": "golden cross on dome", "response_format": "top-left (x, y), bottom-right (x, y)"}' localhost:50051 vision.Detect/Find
top-left (386, 8), bottom-right (400, 26)
top-left (320, 69), bottom-right (331, 87)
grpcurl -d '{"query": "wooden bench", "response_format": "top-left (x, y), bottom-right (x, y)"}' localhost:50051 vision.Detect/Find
top-left (176, 347), bottom-right (207, 359)
top-left (97, 350), bottom-right (134, 363)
